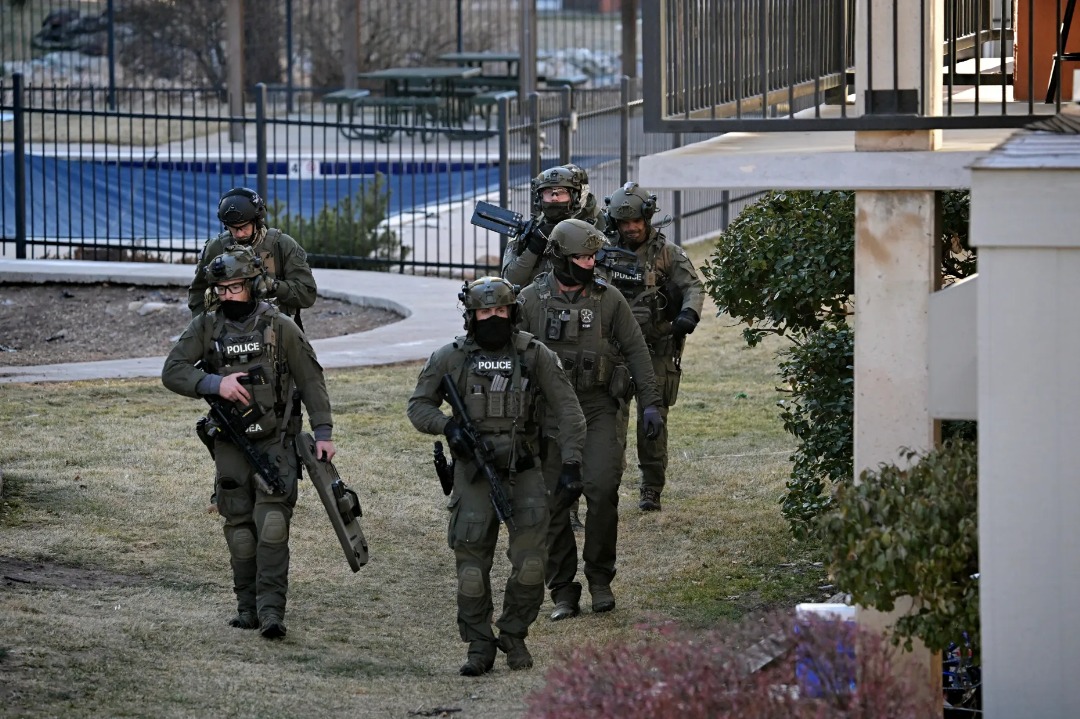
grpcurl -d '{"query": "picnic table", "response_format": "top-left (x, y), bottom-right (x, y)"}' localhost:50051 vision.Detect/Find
top-left (354, 65), bottom-right (482, 142)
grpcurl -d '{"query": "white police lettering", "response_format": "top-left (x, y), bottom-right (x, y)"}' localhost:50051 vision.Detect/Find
top-left (226, 341), bottom-right (261, 356)
top-left (476, 358), bottom-right (513, 372)
top-left (246, 423), bottom-right (263, 434)
top-left (614, 269), bottom-right (643, 283)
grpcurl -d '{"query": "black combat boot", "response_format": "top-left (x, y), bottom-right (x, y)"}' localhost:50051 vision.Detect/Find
top-left (638, 487), bottom-right (662, 511)
top-left (459, 640), bottom-right (497, 676)
top-left (228, 610), bottom-right (259, 630)
top-left (259, 614), bottom-right (287, 639)
top-left (590, 584), bottom-right (616, 613)
top-left (497, 634), bottom-right (534, 670)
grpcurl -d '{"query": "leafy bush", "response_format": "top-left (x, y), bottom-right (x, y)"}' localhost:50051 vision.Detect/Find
top-left (702, 190), bottom-right (974, 538)
top-left (702, 190), bottom-right (854, 348)
top-left (525, 612), bottom-right (934, 718)
top-left (821, 439), bottom-right (979, 657)
top-left (777, 322), bottom-right (853, 539)
top-left (267, 173), bottom-right (406, 271)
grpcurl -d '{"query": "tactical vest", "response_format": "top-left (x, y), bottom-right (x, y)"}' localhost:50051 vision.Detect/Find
top-left (535, 280), bottom-right (625, 394)
top-left (203, 303), bottom-right (288, 440)
top-left (448, 331), bottom-right (541, 469)
top-left (608, 233), bottom-right (675, 349)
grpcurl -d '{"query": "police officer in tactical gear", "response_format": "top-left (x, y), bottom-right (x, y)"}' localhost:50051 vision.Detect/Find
top-left (190, 187), bottom-right (318, 513)
top-left (500, 164), bottom-right (605, 288)
top-left (188, 187), bottom-right (317, 322)
top-left (516, 219), bottom-right (665, 621)
top-left (603, 182), bottom-right (705, 512)
top-left (163, 247), bottom-right (336, 640)
top-left (408, 277), bottom-right (586, 676)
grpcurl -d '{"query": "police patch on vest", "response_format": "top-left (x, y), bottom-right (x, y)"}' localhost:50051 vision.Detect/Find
top-left (221, 331), bottom-right (265, 361)
top-left (613, 269), bottom-right (644, 285)
top-left (472, 355), bottom-right (514, 374)
top-left (580, 308), bottom-right (594, 328)
top-left (226, 340), bottom-right (262, 356)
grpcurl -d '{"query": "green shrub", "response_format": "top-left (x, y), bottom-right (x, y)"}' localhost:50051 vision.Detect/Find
top-left (702, 190), bottom-right (974, 539)
top-left (777, 322), bottom-right (853, 539)
top-left (267, 173), bottom-right (407, 271)
top-left (821, 439), bottom-right (979, 656)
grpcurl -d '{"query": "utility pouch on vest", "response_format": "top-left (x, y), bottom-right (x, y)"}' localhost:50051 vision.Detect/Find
top-left (241, 365), bottom-right (279, 439)
top-left (465, 387), bottom-right (487, 420)
top-left (664, 364), bottom-right (683, 407)
top-left (608, 363), bottom-right (634, 401)
top-left (631, 303), bottom-right (653, 328)
top-left (487, 390), bottom-right (506, 418)
top-left (578, 350), bottom-right (597, 390)
top-left (565, 309), bottom-right (581, 341)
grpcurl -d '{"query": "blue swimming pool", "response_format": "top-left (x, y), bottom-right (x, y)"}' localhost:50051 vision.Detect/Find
top-left (0, 153), bottom-right (540, 244)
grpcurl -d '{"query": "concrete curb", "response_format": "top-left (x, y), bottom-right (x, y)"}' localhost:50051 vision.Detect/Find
top-left (0, 260), bottom-right (462, 384)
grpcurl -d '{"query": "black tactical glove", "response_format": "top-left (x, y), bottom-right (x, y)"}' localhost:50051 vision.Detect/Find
top-left (642, 405), bottom-right (665, 440)
top-left (672, 308), bottom-right (699, 337)
top-left (552, 461), bottom-right (583, 515)
top-left (443, 417), bottom-right (473, 461)
top-left (252, 272), bottom-right (278, 300)
top-left (524, 227), bottom-right (548, 256)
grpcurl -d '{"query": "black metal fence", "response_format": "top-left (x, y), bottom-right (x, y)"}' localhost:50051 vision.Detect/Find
top-left (1, 1), bottom-right (631, 102)
top-left (0, 73), bottom-right (755, 273)
top-left (645, 0), bottom-right (1066, 132)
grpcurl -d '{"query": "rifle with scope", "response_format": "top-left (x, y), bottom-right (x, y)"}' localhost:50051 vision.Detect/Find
top-left (439, 373), bottom-right (515, 530)
top-left (470, 201), bottom-right (546, 251)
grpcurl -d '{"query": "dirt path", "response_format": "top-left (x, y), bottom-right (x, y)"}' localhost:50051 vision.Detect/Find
top-left (0, 282), bottom-right (402, 366)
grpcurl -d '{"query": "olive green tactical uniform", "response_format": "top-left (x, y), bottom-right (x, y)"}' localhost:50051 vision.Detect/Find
top-left (407, 332), bottom-right (585, 649)
top-left (608, 228), bottom-right (704, 497)
top-left (188, 227), bottom-right (317, 319)
top-left (501, 164), bottom-right (605, 287)
top-left (162, 302), bottom-right (332, 625)
top-left (517, 272), bottom-right (661, 607)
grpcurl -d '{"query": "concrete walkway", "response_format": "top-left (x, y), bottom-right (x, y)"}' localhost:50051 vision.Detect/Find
top-left (0, 259), bottom-right (461, 384)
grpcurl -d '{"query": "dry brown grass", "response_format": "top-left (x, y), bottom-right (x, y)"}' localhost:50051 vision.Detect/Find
top-left (0, 243), bottom-right (827, 717)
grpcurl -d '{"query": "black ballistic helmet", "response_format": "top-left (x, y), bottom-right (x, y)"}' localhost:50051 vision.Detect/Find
top-left (458, 276), bottom-right (519, 331)
top-left (604, 181), bottom-right (660, 225)
top-left (205, 246), bottom-right (264, 284)
top-left (217, 187), bottom-right (267, 229)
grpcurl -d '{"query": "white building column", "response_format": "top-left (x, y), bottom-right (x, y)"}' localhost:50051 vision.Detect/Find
top-left (852, 190), bottom-right (941, 703)
top-left (851, 0), bottom-right (944, 703)
top-left (972, 129), bottom-right (1080, 718)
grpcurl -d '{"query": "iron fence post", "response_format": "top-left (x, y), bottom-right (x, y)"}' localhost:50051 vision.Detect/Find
top-left (528, 93), bottom-right (541, 178)
top-left (498, 95), bottom-right (511, 259)
top-left (255, 84), bottom-right (268, 200)
top-left (672, 132), bottom-right (683, 246)
top-left (107, 0), bottom-right (117, 111)
top-left (721, 190), bottom-right (731, 230)
top-left (286, 0), bottom-right (295, 114)
top-left (13, 74), bottom-right (27, 260)
top-left (559, 86), bottom-right (572, 165)
top-left (620, 76), bottom-right (630, 183)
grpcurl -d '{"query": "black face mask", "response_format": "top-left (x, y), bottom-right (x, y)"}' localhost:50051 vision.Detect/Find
top-left (221, 299), bottom-right (257, 321)
top-left (473, 315), bottom-right (513, 351)
top-left (541, 201), bottom-right (572, 222)
top-left (554, 257), bottom-right (594, 288)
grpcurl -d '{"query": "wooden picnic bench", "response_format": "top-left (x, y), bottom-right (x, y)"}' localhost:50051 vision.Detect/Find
top-left (321, 88), bottom-right (371, 126)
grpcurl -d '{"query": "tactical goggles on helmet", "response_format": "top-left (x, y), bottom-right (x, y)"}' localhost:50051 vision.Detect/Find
top-left (213, 280), bottom-right (248, 296)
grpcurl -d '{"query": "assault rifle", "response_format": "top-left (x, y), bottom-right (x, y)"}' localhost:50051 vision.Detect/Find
top-left (440, 374), bottom-right (515, 529)
top-left (198, 365), bottom-right (286, 496)
top-left (471, 201), bottom-right (545, 250)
